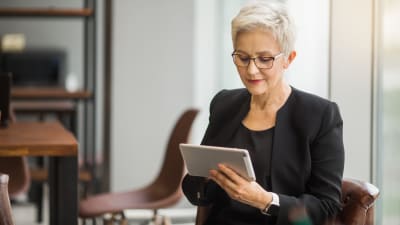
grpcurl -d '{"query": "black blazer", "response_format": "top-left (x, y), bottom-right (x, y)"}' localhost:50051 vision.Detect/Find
top-left (182, 87), bottom-right (345, 225)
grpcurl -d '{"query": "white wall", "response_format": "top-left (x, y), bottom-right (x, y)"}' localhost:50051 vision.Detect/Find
top-left (191, 0), bottom-right (220, 145)
top-left (330, 0), bottom-right (375, 182)
top-left (286, 0), bottom-right (330, 98)
top-left (111, 0), bottom-right (195, 192)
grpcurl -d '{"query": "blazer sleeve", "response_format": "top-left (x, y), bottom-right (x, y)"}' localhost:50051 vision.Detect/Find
top-left (276, 102), bottom-right (345, 225)
top-left (181, 91), bottom-right (224, 206)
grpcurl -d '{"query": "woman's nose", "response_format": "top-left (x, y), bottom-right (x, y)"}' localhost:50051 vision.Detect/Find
top-left (247, 59), bottom-right (259, 75)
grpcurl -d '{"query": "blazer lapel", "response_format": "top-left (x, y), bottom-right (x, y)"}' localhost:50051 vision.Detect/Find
top-left (270, 89), bottom-right (296, 191)
top-left (209, 93), bottom-right (250, 147)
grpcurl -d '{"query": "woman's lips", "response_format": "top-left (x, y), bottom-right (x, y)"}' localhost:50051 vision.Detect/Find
top-left (248, 79), bottom-right (263, 84)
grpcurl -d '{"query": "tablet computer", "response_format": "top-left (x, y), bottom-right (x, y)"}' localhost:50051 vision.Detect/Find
top-left (179, 143), bottom-right (256, 181)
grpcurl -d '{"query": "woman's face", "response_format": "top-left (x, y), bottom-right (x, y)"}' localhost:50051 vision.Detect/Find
top-left (234, 28), bottom-right (290, 96)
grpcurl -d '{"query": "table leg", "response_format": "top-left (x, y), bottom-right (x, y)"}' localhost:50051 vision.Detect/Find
top-left (49, 156), bottom-right (78, 225)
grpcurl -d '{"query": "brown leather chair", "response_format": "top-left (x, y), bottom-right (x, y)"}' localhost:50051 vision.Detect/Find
top-left (0, 157), bottom-right (30, 198)
top-left (333, 178), bottom-right (379, 225)
top-left (194, 178), bottom-right (380, 225)
top-left (0, 173), bottom-right (16, 225)
top-left (79, 108), bottom-right (199, 224)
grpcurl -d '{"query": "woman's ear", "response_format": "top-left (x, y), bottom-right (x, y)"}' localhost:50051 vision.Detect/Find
top-left (283, 51), bottom-right (296, 69)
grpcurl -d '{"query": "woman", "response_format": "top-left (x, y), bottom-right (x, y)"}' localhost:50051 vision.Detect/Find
top-left (182, 1), bottom-right (344, 225)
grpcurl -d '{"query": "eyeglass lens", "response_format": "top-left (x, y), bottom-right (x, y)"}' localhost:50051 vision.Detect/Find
top-left (232, 54), bottom-right (275, 69)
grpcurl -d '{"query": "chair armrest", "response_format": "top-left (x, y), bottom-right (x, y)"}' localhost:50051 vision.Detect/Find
top-left (336, 178), bottom-right (379, 225)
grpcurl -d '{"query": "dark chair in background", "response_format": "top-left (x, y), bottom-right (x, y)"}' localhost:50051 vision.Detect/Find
top-left (0, 73), bottom-right (31, 201)
top-left (0, 73), bottom-right (12, 127)
top-left (0, 173), bottom-right (16, 225)
top-left (195, 178), bottom-right (380, 225)
top-left (79, 108), bottom-right (199, 224)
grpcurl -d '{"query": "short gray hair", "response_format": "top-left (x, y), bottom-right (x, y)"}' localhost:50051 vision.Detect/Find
top-left (231, 0), bottom-right (296, 56)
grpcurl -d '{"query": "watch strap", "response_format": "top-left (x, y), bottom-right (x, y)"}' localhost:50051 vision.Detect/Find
top-left (261, 192), bottom-right (280, 215)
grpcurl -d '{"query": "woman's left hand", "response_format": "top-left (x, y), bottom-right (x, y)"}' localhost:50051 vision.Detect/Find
top-left (209, 164), bottom-right (271, 210)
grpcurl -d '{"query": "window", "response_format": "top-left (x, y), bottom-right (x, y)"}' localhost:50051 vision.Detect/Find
top-left (379, 0), bottom-right (400, 223)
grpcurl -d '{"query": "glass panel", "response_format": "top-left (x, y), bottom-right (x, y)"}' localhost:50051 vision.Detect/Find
top-left (380, 0), bottom-right (400, 224)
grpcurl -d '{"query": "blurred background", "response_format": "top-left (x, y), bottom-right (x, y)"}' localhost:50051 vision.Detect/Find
top-left (0, 0), bottom-right (398, 224)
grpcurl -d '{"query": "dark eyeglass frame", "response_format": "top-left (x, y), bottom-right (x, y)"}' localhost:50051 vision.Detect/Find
top-left (231, 51), bottom-right (283, 69)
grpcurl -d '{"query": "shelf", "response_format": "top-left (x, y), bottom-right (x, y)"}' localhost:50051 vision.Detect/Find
top-left (0, 8), bottom-right (93, 17)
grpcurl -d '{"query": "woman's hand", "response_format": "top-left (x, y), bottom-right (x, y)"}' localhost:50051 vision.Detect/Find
top-left (209, 164), bottom-right (272, 210)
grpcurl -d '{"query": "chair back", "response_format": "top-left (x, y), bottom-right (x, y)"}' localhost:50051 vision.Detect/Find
top-left (149, 109), bottom-right (199, 204)
top-left (0, 173), bottom-right (15, 225)
top-left (194, 178), bottom-right (380, 225)
top-left (79, 109), bottom-right (199, 218)
top-left (0, 157), bottom-right (30, 197)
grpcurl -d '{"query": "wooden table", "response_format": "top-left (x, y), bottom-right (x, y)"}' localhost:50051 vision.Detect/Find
top-left (11, 86), bottom-right (91, 100)
top-left (11, 86), bottom-right (92, 160)
top-left (0, 122), bottom-right (78, 225)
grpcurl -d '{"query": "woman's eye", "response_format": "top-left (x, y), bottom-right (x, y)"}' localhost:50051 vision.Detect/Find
top-left (258, 57), bottom-right (273, 63)
top-left (238, 55), bottom-right (250, 62)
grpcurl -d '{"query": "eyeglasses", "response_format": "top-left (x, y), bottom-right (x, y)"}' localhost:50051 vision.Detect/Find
top-left (231, 52), bottom-right (283, 69)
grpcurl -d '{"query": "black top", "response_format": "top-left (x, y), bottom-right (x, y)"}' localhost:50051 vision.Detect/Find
top-left (232, 124), bottom-right (273, 185)
top-left (206, 125), bottom-right (275, 225)
top-left (182, 87), bottom-right (344, 225)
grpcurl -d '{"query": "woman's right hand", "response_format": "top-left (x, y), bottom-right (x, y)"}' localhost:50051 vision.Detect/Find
top-left (209, 164), bottom-right (272, 210)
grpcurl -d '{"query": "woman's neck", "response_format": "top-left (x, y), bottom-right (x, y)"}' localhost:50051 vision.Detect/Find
top-left (251, 81), bottom-right (291, 112)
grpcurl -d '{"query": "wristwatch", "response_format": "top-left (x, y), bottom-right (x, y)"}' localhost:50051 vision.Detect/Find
top-left (261, 192), bottom-right (280, 216)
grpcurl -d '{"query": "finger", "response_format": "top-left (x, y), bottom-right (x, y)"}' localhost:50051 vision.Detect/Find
top-left (209, 169), bottom-right (236, 192)
top-left (210, 169), bottom-right (257, 203)
top-left (208, 170), bottom-right (219, 183)
top-left (217, 164), bottom-right (245, 184)
top-left (209, 170), bottom-right (225, 189)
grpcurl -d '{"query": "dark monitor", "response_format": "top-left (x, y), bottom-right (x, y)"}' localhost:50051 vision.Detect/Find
top-left (0, 73), bottom-right (11, 127)
top-left (0, 49), bottom-right (66, 87)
